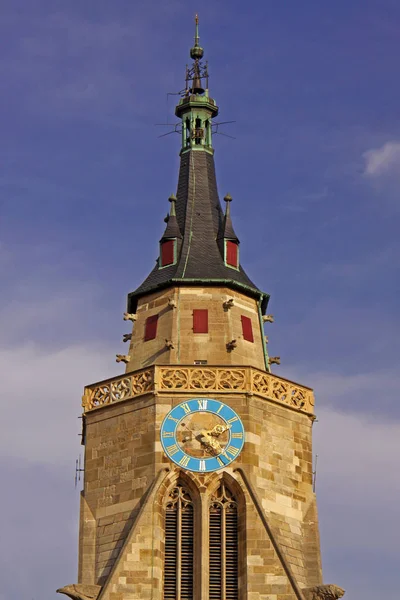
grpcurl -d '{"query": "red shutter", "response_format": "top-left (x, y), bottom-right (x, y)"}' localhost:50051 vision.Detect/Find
top-left (161, 240), bottom-right (175, 266)
top-left (241, 315), bottom-right (254, 343)
top-left (144, 314), bottom-right (158, 341)
top-left (193, 309), bottom-right (208, 333)
top-left (226, 241), bottom-right (238, 267)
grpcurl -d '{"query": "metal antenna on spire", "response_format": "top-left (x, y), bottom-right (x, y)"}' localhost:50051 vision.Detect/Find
top-left (75, 454), bottom-right (84, 488)
top-left (312, 454), bottom-right (318, 492)
top-left (194, 13), bottom-right (200, 46)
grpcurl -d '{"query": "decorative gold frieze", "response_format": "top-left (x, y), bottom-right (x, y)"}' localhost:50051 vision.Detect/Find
top-left (82, 366), bottom-right (314, 414)
top-left (158, 367), bottom-right (246, 392)
top-left (82, 369), bottom-right (153, 411)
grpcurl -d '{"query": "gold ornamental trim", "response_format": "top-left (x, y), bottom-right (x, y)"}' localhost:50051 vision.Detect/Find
top-left (82, 366), bottom-right (314, 415)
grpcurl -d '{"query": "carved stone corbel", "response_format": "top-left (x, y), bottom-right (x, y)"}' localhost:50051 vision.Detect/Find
top-left (268, 356), bottom-right (281, 365)
top-left (123, 312), bottom-right (137, 321)
top-left (116, 354), bottom-right (130, 363)
top-left (263, 314), bottom-right (274, 323)
top-left (302, 584), bottom-right (345, 600)
top-left (57, 584), bottom-right (101, 600)
top-left (223, 298), bottom-right (234, 311)
top-left (226, 339), bottom-right (237, 351)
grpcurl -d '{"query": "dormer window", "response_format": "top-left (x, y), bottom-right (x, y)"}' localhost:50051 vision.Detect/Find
top-left (160, 239), bottom-right (176, 268)
top-left (225, 240), bottom-right (239, 269)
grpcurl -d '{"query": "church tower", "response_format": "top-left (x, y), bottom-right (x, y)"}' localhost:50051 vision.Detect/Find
top-left (58, 16), bottom-right (344, 600)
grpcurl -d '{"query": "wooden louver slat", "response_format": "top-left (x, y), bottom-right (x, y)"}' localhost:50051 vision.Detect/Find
top-left (209, 485), bottom-right (239, 600)
top-left (164, 506), bottom-right (178, 600)
top-left (209, 506), bottom-right (222, 600)
top-left (225, 508), bottom-right (238, 600)
top-left (180, 505), bottom-right (194, 600)
top-left (164, 485), bottom-right (194, 600)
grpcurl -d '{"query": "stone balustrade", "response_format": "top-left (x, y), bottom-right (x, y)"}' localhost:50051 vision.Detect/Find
top-left (82, 365), bottom-right (315, 415)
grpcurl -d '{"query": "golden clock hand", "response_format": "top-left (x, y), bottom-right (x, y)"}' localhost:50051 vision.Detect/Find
top-left (200, 430), bottom-right (221, 455)
top-left (209, 423), bottom-right (230, 437)
top-left (203, 424), bottom-right (230, 439)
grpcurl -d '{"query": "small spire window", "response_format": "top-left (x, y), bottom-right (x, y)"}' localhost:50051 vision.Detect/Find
top-left (225, 241), bottom-right (239, 269)
top-left (161, 240), bottom-right (176, 267)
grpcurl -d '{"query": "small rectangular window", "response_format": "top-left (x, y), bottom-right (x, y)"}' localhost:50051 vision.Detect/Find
top-left (241, 315), bottom-right (254, 343)
top-left (194, 360), bottom-right (207, 365)
top-left (226, 241), bottom-right (238, 268)
top-left (161, 240), bottom-right (175, 267)
top-left (193, 309), bottom-right (208, 333)
top-left (144, 314), bottom-right (158, 341)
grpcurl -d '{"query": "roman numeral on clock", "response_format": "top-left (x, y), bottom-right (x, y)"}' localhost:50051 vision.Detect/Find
top-left (162, 431), bottom-right (174, 438)
top-left (231, 432), bottom-right (243, 439)
top-left (166, 444), bottom-right (179, 456)
top-left (181, 403), bottom-right (191, 414)
top-left (199, 460), bottom-right (206, 471)
top-left (226, 445), bottom-right (239, 457)
top-left (197, 399), bottom-right (208, 410)
top-left (179, 455), bottom-right (190, 467)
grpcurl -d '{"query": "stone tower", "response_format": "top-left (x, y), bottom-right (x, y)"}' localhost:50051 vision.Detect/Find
top-left (58, 16), bottom-right (344, 600)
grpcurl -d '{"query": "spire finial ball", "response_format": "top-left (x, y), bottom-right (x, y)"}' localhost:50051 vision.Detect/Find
top-left (224, 194), bottom-right (233, 203)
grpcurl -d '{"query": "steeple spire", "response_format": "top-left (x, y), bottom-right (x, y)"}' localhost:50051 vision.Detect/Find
top-left (128, 18), bottom-right (269, 316)
top-left (175, 14), bottom-right (217, 152)
top-left (190, 14), bottom-right (203, 61)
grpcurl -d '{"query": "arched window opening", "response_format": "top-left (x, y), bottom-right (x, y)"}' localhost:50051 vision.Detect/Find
top-left (164, 484), bottom-right (194, 600)
top-left (186, 118), bottom-right (191, 147)
top-left (205, 119), bottom-right (211, 146)
top-left (194, 117), bottom-right (202, 145)
top-left (209, 483), bottom-right (238, 600)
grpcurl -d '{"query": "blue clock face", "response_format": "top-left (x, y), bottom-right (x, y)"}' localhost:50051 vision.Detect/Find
top-left (160, 399), bottom-right (245, 472)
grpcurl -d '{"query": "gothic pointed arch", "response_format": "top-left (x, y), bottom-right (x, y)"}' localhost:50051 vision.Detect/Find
top-left (162, 471), bottom-right (201, 600)
top-left (208, 474), bottom-right (246, 600)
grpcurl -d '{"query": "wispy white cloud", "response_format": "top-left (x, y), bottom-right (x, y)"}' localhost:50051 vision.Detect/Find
top-left (315, 405), bottom-right (400, 596)
top-left (0, 342), bottom-right (119, 465)
top-left (363, 141), bottom-right (400, 177)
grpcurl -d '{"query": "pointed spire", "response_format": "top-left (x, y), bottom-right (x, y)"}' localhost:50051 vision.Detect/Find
top-left (128, 19), bottom-right (268, 316)
top-left (221, 194), bottom-right (239, 242)
top-left (160, 194), bottom-right (182, 241)
top-left (175, 14), bottom-right (216, 151)
top-left (190, 14), bottom-right (204, 60)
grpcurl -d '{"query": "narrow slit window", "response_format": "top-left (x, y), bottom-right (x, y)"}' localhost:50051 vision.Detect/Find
top-left (144, 314), bottom-right (158, 341)
top-left (161, 240), bottom-right (175, 267)
top-left (226, 241), bottom-right (238, 268)
top-left (241, 315), bottom-right (254, 343)
top-left (164, 484), bottom-right (194, 600)
top-left (193, 309), bottom-right (208, 333)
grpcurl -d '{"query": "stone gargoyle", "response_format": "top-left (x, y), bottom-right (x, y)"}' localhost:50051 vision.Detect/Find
top-left (302, 584), bottom-right (345, 600)
top-left (57, 584), bottom-right (101, 600)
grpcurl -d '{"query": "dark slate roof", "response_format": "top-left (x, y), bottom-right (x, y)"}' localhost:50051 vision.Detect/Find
top-left (128, 149), bottom-right (268, 312)
top-left (160, 213), bottom-right (182, 240)
top-left (218, 200), bottom-right (239, 242)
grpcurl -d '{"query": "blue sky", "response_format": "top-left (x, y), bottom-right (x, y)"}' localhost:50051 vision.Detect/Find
top-left (1, 1), bottom-right (399, 599)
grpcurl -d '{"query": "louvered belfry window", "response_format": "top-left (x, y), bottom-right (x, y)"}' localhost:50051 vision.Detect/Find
top-left (164, 485), bottom-right (194, 600)
top-left (209, 483), bottom-right (239, 600)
